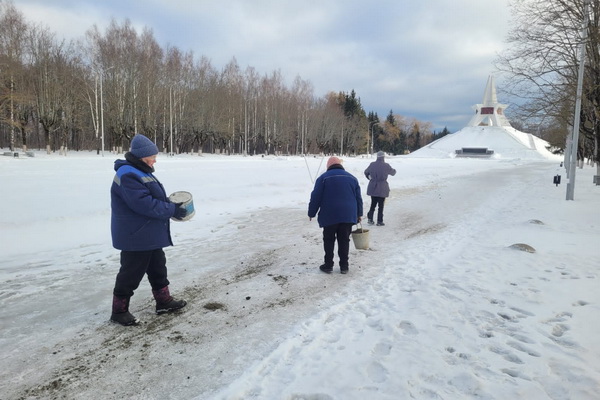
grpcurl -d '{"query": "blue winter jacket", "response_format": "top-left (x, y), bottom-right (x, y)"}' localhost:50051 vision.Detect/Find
top-left (308, 165), bottom-right (363, 228)
top-left (111, 157), bottom-right (177, 251)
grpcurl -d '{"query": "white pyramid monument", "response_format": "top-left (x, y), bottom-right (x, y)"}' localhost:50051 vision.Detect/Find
top-left (409, 76), bottom-right (558, 160)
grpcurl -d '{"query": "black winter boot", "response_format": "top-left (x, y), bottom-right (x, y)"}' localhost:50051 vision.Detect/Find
top-left (153, 286), bottom-right (187, 314)
top-left (110, 295), bottom-right (139, 326)
top-left (319, 264), bottom-right (333, 274)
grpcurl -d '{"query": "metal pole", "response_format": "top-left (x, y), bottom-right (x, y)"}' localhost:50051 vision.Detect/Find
top-left (99, 66), bottom-right (114, 156)
top-left (369, 121), bottom-right (377, 154)
top-left (100, 72), bottom-right (105, 157)
top-left (244, 101), bottom-right (248, 156)
top-left (369, 121), bottom-right (379, 156)
top-left (340, 119), bottom-right (344, 156)
top-left (169, 87), bottom-right (173, 156)
top-left (566, 0), bottom-right (590, 200)
top-left (368, 121), bottom-right (373, 156)
top-left (564, 135), bottom-right (572, 176)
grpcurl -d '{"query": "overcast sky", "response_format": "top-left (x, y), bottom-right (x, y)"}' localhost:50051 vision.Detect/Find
top-left (13, 0), bottom-right (513, 132)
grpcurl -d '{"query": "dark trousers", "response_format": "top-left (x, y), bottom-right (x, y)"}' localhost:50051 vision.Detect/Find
top-left (367, 196), bottom-right (385, 223)
top-left (323, 223), bottom-right (353, 269)
top-left (113, 249), bottom-right (170, 298)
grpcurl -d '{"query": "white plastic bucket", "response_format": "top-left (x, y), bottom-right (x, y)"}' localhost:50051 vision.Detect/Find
top-left (351, 224), bottom-right (370, 250)
top-left (168, 191), bottom-right (195, 221)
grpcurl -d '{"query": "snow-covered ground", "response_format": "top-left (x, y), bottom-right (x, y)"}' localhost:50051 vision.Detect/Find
top-left (0, 148), bottom-right (598, 400)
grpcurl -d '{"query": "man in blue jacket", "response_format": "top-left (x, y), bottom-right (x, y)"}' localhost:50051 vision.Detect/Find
top-left (110, 134), bottom-right (187, 326)
top-left (308, 156), bottom-right (363, 274)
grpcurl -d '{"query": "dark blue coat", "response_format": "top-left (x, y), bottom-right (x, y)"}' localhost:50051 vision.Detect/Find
top-left (308, 165), bottom-right (363, 228)
top-left (111, 159), bottom-right (176, 251)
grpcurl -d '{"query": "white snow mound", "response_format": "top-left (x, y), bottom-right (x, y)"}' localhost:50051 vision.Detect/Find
top-left (410, 126), bottom-right (560, 160)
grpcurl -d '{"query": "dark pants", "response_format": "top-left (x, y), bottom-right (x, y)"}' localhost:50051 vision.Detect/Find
top-left (367, 196), bottom-right (385, 223)
top-left (113, 249), bottom-right (170, 298)
top-left (323, 223), bottom-right (353, 270)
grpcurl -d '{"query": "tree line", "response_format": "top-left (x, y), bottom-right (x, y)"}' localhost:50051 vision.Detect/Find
top-left (0, 1), bottom-right (442, 156)
top-left (3, 0), bottom-right (596, 162)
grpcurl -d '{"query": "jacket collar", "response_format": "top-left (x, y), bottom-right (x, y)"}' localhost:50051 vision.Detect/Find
top-left (125, 152), bottom-right (155, 173)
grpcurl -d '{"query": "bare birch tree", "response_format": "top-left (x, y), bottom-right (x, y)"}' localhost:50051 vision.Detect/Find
top-left (496, 0), bottom-right (600, 163)
top-left (0, 1), bottom-right (28, 151)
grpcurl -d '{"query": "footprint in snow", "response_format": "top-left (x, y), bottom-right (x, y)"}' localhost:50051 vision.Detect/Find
top-left (366, 361), bottom-right (388, 383)
top-left (551, 324), bottom-right (569, 337)
top-left (501, 369), bottom-right (521, 378)
top-left (398, 320), bottom-right (418, 335)
top-left (490, 298), bottom-right (505, 306)
top-left (507, 340), bottom-right (541, 357)
top-left (509, 306), bottom-right (535, 317)
top-left (498, 312), bottom-right (518, 322)
top-left (544, 311), bottom-right (572, 323)
top-left (372, 341), bottom-right (392, 357)
top-left (509, 333), bottom-right (536, 344)
top-left (489, 345), bottom-right (524, 364)
top-left (479, 330), bottom-right (494, 339)
top-left (503, 353), bottom-right (524, 364)
top-left (366, 317), bottom-right (385, 332)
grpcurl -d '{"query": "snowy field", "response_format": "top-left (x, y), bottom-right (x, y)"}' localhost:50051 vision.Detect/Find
top-left (0, 149), bottom-right (598, 399)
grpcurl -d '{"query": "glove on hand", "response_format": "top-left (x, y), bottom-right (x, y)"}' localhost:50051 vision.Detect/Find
top-left (173, 202), bottom-right (188, 220)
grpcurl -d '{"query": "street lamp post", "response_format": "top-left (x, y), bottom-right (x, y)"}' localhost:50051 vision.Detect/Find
top-left (100, 71), bottom-right (105, 157)
top-left (566, 0), bottom-right (590, 200)
top-left (369, 121), bottom-right (379, 157)
top-left (99, 66), bottom-right (114, 157)
top-left (340, 119), bottom-right (344, 156)
top-left (169, 87), bottom-right (173, 156)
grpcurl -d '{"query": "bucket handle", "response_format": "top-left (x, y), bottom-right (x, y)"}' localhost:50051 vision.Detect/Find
top-left (354, 221), bottom-right (363, 232)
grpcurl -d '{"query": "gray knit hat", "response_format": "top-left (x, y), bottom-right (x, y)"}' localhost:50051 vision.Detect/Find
top-left (377, 151), bottom-right (385, 158)
top-left (130, 134), bottom-right (159, 158)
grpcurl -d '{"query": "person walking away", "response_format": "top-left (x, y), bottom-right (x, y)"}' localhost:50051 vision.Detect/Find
top-left (110, 134), bottom-right (188, 326)
top-left (308, 156), bottom-right (363, 274)
top-left (364, 151), bottom-right (396, 226)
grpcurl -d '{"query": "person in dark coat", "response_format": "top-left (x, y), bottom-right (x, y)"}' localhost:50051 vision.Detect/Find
top-left (308, 156), bottom-right (363, 274)
top-left (364, 151), bottom-right (396, 226)
top-left (110, 134), bottom-right (188, 326)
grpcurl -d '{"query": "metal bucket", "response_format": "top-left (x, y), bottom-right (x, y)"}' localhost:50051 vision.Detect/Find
top-left (351, 224), bottom-right (370, 250)
top-left (168, 191), bottom-right (195, 221)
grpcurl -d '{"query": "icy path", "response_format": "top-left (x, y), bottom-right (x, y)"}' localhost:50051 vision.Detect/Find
top-left (214, 164), bottom-right (599, 400)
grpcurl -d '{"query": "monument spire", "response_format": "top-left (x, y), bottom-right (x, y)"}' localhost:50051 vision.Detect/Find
top-left (467, 75), bottom-right (511, 127)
